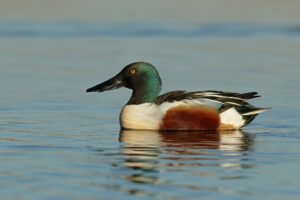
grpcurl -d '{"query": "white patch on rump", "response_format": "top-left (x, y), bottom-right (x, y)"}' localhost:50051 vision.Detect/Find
top-left (220, 108), bottom-right (245, 129)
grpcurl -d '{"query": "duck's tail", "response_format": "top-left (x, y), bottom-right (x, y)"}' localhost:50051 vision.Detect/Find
top-left (217, 91), bottom-right (269, 128)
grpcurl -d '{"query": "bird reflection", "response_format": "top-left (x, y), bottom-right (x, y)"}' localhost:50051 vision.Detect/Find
top-left (119, 130), bottom-right (161, 184)
top-left (119, 130), bottom-right (254, 184)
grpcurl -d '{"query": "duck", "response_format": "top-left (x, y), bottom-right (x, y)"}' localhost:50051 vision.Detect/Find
top-left (86, 62), bottom-right (267, 131)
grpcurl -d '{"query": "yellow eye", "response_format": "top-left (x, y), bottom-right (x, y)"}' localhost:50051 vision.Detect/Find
top-left (130, 69), bottom-right (136, 74)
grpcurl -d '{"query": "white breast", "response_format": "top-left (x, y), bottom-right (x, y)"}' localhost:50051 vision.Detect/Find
top-left (120, 103), bottom-right (161, 130)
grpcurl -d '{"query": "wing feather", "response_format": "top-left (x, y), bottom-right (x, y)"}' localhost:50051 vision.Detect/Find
top-left (154, 90), bottom-right (267, 127)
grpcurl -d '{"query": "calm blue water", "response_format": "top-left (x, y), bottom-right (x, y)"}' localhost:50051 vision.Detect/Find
top-left (1, 22), bottom-right (300, 200)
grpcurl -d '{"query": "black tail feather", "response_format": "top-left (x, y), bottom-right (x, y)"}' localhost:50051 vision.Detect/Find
top-left (240, 92), bottom-right (260, 100)
top-left (235, 106), bottom-right (268, 127)
top-left (243, 114), bottom-right (259, 126)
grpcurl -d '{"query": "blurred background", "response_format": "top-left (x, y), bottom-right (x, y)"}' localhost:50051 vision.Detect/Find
top-left (1, 0), bottom-right (300, 23)
top-left (1, 1), bottom-right (300, 200)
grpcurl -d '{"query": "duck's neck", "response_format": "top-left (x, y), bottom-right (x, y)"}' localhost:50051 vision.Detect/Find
top-left (127, 78), bottom-right (161, 105)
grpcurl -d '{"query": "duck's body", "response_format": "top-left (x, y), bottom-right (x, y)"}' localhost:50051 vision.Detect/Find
top-left (87, 62), bottom-right (266, 131)
top-left (120, 91), bottom-right (264, 131)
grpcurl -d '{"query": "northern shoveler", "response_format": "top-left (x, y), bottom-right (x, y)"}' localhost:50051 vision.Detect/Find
top-left (86, 62), bottom-right (267, 131)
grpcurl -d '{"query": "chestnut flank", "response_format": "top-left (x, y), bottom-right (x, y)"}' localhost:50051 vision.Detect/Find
top-left (159, 105), bottom-right (221, 131)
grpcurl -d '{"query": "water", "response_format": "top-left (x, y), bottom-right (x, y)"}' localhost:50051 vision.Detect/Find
top-left (1, 22), bottom-right (300, 200)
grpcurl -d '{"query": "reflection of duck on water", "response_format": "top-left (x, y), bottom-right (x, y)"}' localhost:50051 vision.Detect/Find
top-left (119, 130), bottom-right (254, 184)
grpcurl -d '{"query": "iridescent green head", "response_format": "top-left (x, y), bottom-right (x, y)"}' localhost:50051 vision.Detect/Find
top-left (86, 62), bottom-right (162, 104)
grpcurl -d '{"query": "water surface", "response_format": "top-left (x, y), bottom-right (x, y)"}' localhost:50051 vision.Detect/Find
top-left (0, 22), bottom-right (300, 200)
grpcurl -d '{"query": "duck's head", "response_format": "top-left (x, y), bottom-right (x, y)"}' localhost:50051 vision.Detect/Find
top-left (86, 62), bottom-right (162, 105)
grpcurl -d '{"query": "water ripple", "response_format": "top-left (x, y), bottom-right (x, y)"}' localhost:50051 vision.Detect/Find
top-left (0, 22), bottom-right (300, 38)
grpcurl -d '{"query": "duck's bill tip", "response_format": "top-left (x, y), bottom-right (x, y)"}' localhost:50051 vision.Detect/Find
top-left (86, 75), bottom-right (125, 93)
top-left (86, 84), bottom-right (109, 93)
top-left (86, 88), bottom-right (94, 93)
top-left (86, 84), bottom-right (102, 92)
